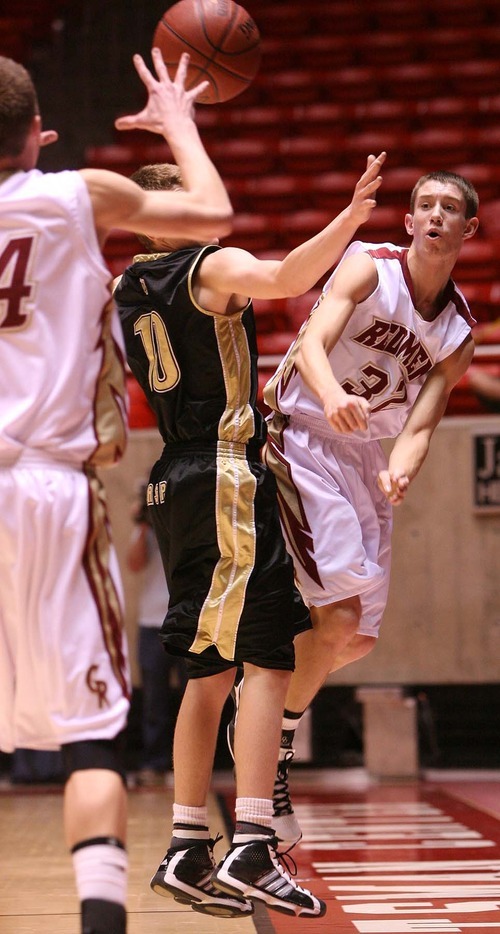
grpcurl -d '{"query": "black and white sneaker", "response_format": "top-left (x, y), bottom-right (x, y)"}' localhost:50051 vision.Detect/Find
top-left (150, 838), bottom-right (254, 918)
top-left (211, 835), bottom-right (326, 918)
top-left (273, 748), bottom-right (302, 852)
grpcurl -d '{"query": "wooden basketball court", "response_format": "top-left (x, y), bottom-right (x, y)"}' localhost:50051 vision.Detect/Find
top-left (1, 769), bottom-right (499, 933)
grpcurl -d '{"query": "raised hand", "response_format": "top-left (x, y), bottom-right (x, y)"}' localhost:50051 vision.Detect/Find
top-left (115, 49), bottom-right (208, 135)
top-left (348, 151), bottom-right (386, 225)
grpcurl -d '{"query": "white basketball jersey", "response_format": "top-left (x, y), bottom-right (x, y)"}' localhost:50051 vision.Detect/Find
top-left (0, 169), bottom-right (127, 466)
top-left (265, 241), bottom-right (473, 441)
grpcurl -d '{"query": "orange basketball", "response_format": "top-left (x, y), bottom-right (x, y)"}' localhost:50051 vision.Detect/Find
top-left (153, 0), bottom-right (262, 104)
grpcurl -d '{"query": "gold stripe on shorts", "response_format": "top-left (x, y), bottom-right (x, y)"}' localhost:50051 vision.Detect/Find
top-left (84, 470), bottom-right (129, 697)
top-left (190, 441), bottom-right (257, 661)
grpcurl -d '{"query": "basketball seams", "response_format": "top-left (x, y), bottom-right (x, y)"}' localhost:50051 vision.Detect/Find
top-left (154, 0), bottom-right (261, 103)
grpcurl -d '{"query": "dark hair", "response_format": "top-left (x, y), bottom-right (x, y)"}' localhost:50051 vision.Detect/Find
top-left (131, 163), bottom-right (183, 249)
top-left (410, 171), bottom-right (479, 219)
top-left (0, 56), bottom-right (38, 159)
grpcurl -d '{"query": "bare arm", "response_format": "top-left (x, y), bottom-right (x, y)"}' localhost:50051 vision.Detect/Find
top-left (378, 335), bottom-right (475, 504)
top-left (294, 252), bottom-right (378, 433)
top-left (81, 51), bottom-right (232, 245)
top-left (196, 153), bottom-right (386, 306)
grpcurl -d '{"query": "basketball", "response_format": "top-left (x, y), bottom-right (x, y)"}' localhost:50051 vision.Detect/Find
top-left (153, 0), bottom-right (262, 104)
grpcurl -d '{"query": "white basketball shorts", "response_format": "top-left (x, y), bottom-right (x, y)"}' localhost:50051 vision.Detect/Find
top-left (0, 461), bottom-right (130, 752)
top-left (265, 414), bottom-right (393, 636)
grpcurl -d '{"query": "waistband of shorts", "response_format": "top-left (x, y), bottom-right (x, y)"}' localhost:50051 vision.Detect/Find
top-left (287, 411), bottom-right (367, 444)
top-left (0, 448), bottom-right (83, 470)
top-left (159, 439), bottom-right (263, 461)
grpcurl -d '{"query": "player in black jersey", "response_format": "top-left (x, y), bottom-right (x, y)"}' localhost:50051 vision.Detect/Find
top-left (114, 154), bottom-right (385, 918)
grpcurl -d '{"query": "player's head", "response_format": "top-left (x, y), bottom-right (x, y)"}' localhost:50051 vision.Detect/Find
top-left (410, 171), bottom-right (479, 220)
top-left (131, 162), bottom-right (217, 251)
top-left (0, 56), bottom-right (39, 163)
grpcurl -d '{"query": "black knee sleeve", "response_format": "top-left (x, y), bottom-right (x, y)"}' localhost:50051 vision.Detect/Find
top-left (61, 734), bottom-right (127, 785)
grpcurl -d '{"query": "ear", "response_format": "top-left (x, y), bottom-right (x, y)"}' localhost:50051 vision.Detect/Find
top-left (463, 217), bottom-right (479, 240)
top-left (404, 212), bottom-right (414, 236)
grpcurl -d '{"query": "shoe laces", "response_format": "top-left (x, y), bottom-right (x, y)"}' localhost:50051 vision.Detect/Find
top-left (269, 835), bottom-right (298, 879)
top-left (273, 749), bottom-right (295, 816)
top-left (209, 832), bottom-right (223, 850)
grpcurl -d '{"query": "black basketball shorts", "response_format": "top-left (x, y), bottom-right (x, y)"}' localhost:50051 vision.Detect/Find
top-left (148, 441), bottom-right (310, 678)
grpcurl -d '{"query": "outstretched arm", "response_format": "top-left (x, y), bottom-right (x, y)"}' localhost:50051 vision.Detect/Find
top-left (82, 50), bottom-right (232, 244)
top-left (294, 252), bottom-right (378, 433)
top-left (196, 152), bottom-right (386, 303)
top-left (378, 335), bottom-right (475, 505)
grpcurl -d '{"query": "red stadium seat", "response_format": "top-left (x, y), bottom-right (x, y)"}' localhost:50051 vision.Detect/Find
top-left (362, 206), bottom-right (408, 244)
top-left (327, 66), bottom-right (380, 103)
top-left (285, 290), bottom-right (322, 330)
top-left (265, 70), bottom-right (320, 106)
top-left (420, 27), bottom-right (489, 61)
top-left (294, 35), bottom-right (356, 69)
top-left (416, 96), bottom-right (481, 129)
top-left (84, 144), bottom-right (138, 175)
top-left (343, 131), bottom-right (410, 169)
top-left (478, 200), bottom-right (500, 237)
top-left (368, 0), bottom-right (430, 30)
top-left (252, 298), bottom-right (290, 334)
top-left (226, 105), bottom-right (293, 141)
top-left (257, 332), bottom-right (296, 356)
top-left (355, 31), bottom-right (420, 66)
top-left (279, 136), bottom-right (344, 175)
top-left (422, 0), bottom-right (492, 27)
top-left (449, 61), bottom-right (500, 97)
top-left (453, 163), bottom-right (500, 202)
top-left (460, 284), bottom-right (500, 327)
top-left (297, 102), bottom-right (354, 135)
top-left (223, 213), bottom-right (278, 252)
top-left (307, 170), bottom-right (362, 211)
top-left (205, 139), bottom-right (278, 178)
top-left (234, 175), bottom-right (305, 214)
top-left (281, 209), bottom-right (338, 249)
top-left (409, 128), bottom-right (473, 169)
top-left (351, 99), bottom-right (416, 133)
top-left (381, 167), bottom-right (427, 207)
top-left (453, 240), bottom-right (498, 282)
top-left (380, 63), bottom-right (450, 100)
top-left (474, 127), bottom-right (500, 164)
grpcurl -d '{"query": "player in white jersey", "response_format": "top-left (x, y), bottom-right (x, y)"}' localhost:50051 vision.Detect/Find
top-left (263, 171), bottom-right (479, 848)
top-left (0, 51), bottom-right (231, 934)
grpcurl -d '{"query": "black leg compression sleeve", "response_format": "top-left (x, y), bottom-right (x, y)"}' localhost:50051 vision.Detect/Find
top-left (61, 734), bottom-right (127, 785)
top-left (82, 898), bottom-right (126, 934)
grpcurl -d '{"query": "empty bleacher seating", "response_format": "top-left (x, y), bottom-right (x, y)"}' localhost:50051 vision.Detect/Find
top-left (61, 0), bottom-right (500, 416)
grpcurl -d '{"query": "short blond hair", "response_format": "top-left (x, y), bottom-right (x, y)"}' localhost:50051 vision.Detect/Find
top-left (131, 163), bottom-right (183, 249)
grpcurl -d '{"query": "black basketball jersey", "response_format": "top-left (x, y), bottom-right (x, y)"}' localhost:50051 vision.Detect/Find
top-left (115, 245), bottom-right (266, 448)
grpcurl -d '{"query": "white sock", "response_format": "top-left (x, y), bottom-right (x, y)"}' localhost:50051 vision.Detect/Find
top-left (172, 803), bottom-right (209, 840)
top-left (72, 842), bottom-right (127, 906)
top-left (235, 796), bottom-right (273, 827)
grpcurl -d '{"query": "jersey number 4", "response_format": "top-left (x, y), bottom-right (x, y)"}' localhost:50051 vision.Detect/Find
top-left (0, 237), bottom-right (34, 330)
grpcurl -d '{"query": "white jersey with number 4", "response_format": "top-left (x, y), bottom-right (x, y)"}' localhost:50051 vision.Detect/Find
top-left (264, 240), bottom-right (474, 441)
top-left (0, 168), bottom-right (127, 467)
top-left (0, 168), bottom-right (130, 752)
